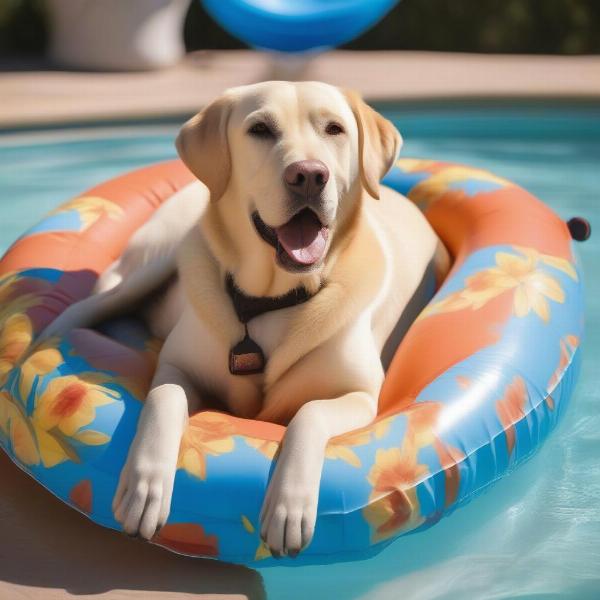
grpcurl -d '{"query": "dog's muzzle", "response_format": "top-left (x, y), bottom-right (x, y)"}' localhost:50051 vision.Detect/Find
top-left (252, 209), bottom-right (330, 273)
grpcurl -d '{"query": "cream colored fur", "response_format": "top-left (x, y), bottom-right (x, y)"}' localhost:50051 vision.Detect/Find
top-left (40, 81), bottom-right (448, 557)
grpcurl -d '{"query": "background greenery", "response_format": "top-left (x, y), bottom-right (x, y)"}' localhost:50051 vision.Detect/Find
top-left (1, 0), bottom-right (599, 57)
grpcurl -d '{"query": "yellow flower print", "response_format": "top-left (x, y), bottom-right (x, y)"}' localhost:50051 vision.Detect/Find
top-left (514, 246), bottom-right (578, 282)
top-left (178, 412), bottom-right (236, 480)
top-left (18, 343), bottom-right (63, 402)
top-left (26, 373), bottom-right (118, 467)
top-left (498, 252), bottom-right (564, 321)
top-left (51, 196), bottom-right (124, 231)
top-left (0, 391), bottom-right (9, 436)
top-left (421, 247), bottom-right (567, 323)
top-left (0, 391), bottom-right (39, 465)
top-left (0, 273), bottom-right (20, 307)
top-left (32, 374), bottom-right (118, 437)
top-left (0, 313), bottom-right (32, 378)
top-left (0, 334), bottom-right (64, 466)
top-left (241, 514), bottom-right (272, 560)
top-left (324, 416), bottom-right (394, 468)
top-left (395, 158), bottom-right (438, 173)
top-left (326, 429), bottom-right (371, 468)
top-left (0, 275), bottom-right (57, 382)
top-left (407, 166), bottom-right (509, 207)
top-left (244, 436), bottom-right (279, 460)
top-left (0, 274), bottom-right (51, 331)
top-left (9, 405), bottom-right (39, 465)
top-left (3, 369), bottom-right (124, 468)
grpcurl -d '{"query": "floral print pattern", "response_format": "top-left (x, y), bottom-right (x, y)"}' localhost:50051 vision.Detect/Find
top-left (154, 523), bottom-right (219, 557)
top-left (1, 332), bottom-right (119, 467)
top-left (0, 159), bottom-right (584, 565)
top-left (70, 479), bottom-right (93, 514)
top-left (50, 196), bottom-right (124, 231)
top-left (420, 246), bottom-right (574, 323)
top-left (408, 165), bottom-right (510, 207)
top-left (496, 377), bottom-right (528, 456)
top-left (177, 412), bottom-right (236, 480)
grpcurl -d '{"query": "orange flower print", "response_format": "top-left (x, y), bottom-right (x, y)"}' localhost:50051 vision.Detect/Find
top-left (496, 377), bottom-right (528, 456)
top-left (70, 479), bottom-right (93, 514)
top-left (421, 247), bottom-right (568, 323)
top-left (178, 412), bottom-right (236, 480)
top-left (403, 401), bottom-right (442, 449)
top-left (51, 196), bottom-right (124, 231)
top-left (363, 447), bottom-right (428, 542)
top-left (547, 335), bottom-right (579, 398)
top-left (154, 523), bottom-right (219, 557)
top-left (433, 439), bottom-right (464, 508)
top-left (404, 401), bottom-right (463, 507)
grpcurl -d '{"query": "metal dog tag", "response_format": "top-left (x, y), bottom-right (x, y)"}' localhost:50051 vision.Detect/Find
top-left (229, 334), bottom-right (265, 375)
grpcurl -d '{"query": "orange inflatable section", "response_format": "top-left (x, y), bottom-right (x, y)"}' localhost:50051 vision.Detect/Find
top-left (378, 161), bottom-right (574, 415)
top-left (0, 160), bottom-right (195, 277)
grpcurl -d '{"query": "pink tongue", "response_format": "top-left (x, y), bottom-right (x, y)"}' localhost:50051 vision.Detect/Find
top-left (275, 211), bottom-right (329, 265)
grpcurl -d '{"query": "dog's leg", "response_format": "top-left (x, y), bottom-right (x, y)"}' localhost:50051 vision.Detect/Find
top-left (38, 255), bottom-right (175, 341)
top-left (259, 392), bottom-right (376, 557)
top-left (39, 181), bottom-right (207, 341)
top-left (113, 361), bottom-right (200, 539)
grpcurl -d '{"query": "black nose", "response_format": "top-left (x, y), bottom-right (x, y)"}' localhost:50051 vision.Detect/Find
top-left (284, 160), bottom-right (330, 197)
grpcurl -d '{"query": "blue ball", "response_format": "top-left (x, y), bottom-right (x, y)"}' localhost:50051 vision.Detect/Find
top-left (201, 0), bottom-right (400, 53)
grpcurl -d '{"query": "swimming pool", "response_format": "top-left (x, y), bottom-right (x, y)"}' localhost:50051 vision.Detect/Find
top-left (1, 104), bottom-right (599, 599)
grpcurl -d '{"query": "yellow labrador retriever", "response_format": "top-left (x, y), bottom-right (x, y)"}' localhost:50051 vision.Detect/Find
top-left (41, 81), bottom-right (448, 557)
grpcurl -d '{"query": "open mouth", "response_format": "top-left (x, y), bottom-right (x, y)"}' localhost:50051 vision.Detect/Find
top-left (252, 208), bottom-right (330, 271)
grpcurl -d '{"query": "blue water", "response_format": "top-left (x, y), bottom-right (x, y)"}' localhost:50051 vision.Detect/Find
top-left (1, 105), bottom-right (599, 599)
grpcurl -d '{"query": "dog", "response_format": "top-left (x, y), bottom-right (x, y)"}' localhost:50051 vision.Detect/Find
top-left (41, 81), bottom-right (449, 557)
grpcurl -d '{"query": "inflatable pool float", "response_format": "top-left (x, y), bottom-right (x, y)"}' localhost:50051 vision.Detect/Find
top-left (201, 0), bottom-right (399, 53)
top-left (0, 158), bottom-right (587, 565)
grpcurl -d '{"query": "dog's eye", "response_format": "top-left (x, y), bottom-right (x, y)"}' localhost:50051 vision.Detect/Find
top-left (325, 122), bottom-right (345, 136)
top-left (248, 122), bottom-right (274, 139)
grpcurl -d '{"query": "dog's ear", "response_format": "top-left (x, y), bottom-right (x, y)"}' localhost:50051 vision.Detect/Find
top-left (176, 95), bottom-right (233, 202)
top-left (343, 90), bottom-right (402, 200)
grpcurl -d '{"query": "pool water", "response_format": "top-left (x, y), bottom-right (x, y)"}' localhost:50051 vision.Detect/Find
top-left (1, 105), bottom-right (599, 599)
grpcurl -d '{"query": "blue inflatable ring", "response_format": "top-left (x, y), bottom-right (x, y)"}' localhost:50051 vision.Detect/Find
top-left (0, 158), bottom-right (585, 565)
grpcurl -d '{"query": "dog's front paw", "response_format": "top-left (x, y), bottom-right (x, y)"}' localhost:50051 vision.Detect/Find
top-left (112, 455), bottom-right (176, 540)
top-left (259, 461), bottom-right (320, 558)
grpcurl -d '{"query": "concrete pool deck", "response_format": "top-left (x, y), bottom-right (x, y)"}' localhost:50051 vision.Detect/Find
top-left (1, 50), bottom-right (600, 128)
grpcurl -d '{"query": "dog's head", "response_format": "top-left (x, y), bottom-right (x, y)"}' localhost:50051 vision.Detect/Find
top-left (176, 81), bottom-right (401, 274)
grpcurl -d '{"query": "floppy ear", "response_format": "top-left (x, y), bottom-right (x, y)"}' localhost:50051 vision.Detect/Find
top-left (176, 95), bottom-right (233, 202)
top-left (343, 90), bottom-right (402, 200)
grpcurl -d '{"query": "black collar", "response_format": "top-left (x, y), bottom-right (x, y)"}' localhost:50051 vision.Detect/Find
top-left (225, 273), bottom-right (315, 323)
